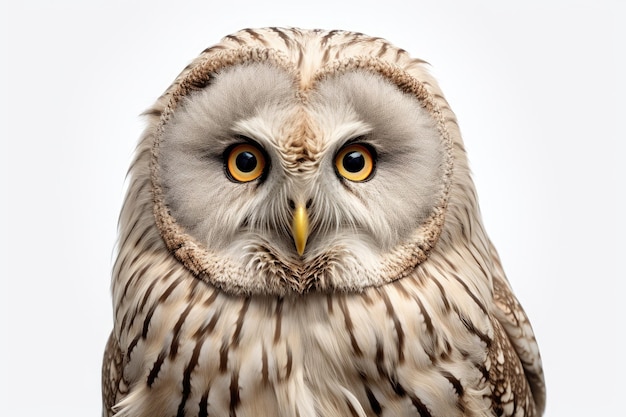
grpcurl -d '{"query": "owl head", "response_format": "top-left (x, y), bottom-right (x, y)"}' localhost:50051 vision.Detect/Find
top-left (137, 28), bottom-right (473, 296)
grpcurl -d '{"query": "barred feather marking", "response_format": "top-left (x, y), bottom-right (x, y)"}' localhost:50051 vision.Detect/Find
top-left (102, 27), bottom-right (545, 417)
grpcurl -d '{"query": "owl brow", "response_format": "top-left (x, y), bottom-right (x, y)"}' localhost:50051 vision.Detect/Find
top-left (338, 136), bottom-right (381, 159)
top-left (234, 134), bottom-right (265, 147)
top-left (340, 135), bottom-right (367, 146)
top-left (217, 134), bottom-right (265, 157)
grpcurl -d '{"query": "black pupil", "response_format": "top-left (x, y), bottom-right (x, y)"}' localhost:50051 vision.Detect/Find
top-left (343, 151), bottom-right (365, 173)
top-left (236, 151), bottom-right (257, 172)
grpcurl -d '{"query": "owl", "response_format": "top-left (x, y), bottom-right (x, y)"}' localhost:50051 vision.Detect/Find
top-left (102, 28), bottom-right (545, 417)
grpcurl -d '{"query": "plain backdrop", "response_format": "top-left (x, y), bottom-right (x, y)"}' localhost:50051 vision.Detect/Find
top-left (2, 1), bottom-right (624, 415)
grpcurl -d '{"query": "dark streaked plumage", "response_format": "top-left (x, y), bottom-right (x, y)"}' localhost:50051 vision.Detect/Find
top-left (102, 27), bottom-right (545, 417)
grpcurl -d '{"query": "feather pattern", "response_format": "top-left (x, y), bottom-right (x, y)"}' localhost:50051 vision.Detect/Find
top-left (103, 27), bottom-right (545, 417)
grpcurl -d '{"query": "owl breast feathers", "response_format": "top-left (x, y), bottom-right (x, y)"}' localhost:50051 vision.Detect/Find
top-left (102, 27), bottom-right (546, 417)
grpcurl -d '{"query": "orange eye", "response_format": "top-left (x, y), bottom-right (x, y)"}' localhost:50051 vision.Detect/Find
top-left (335, 144), bottom-right (375, 182)
top-left (226, 143), bottom-right (266, 182)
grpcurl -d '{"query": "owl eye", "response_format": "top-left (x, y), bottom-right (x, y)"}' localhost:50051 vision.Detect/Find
top-left (225, 143), bottom-right (267, 182)
top-left (335, 143), bottom-right (375, 182)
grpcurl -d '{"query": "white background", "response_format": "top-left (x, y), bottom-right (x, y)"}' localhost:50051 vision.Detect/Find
top-left (2, 1), bottom-right (624, 415)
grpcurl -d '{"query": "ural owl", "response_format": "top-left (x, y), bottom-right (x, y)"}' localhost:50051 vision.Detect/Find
top-left (102, 27), bottom-right (546, 417)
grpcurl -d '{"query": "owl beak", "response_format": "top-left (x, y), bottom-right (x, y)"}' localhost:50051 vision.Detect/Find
top-left (292, 204), bottom-right (309, 256)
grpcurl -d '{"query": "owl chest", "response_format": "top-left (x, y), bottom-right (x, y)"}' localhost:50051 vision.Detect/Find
top-left (129, 283), bottom-right (491, 417)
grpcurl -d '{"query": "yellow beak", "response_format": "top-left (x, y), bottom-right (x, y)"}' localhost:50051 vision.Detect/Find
top-left (292, 204), bottom-right (310, 256)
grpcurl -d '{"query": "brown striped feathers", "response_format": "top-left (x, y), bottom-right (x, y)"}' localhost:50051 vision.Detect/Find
top-left (102, 27), bottom-right (545, 417)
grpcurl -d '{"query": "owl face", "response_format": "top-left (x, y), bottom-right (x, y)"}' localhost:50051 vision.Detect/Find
top-left (153, 53), bottom-right (451, 295)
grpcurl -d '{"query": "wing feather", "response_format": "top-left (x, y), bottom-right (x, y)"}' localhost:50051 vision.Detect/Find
top-left (489, 242), bottom-right (546, 416)
top-left (102, 332), bottom-right (124, 417)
